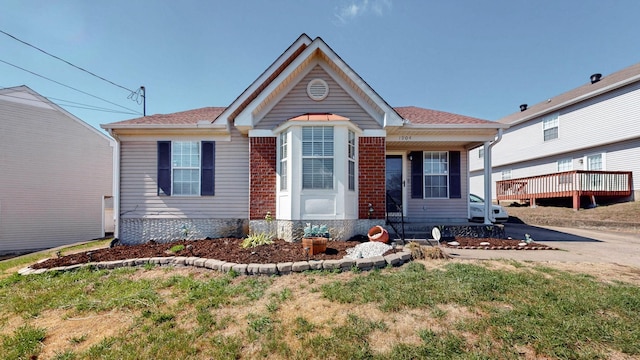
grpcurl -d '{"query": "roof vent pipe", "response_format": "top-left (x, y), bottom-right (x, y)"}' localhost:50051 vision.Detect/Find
top-left (590, 73), bottom-right (602, 84)
top-left (519, 104), bottom-right (528, 112)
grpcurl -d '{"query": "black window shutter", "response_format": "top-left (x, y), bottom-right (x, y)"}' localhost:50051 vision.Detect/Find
top-left (157, 141), bottom-right (172, 196)
top-left (449, 151), bottom-right (461, 198)
top-left (201, 141), bottom-right (215, 196)
top-left (410, 151), bottom-right (423, 198)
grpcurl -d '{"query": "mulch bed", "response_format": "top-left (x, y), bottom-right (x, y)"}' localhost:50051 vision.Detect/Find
top-left (31, 236), bottom-right (557, 270)
top-left (31, 238), bottom-right (402, 270)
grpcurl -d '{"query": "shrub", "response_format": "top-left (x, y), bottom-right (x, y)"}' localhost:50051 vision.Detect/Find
top-left (242, 232), bottom-right (274, 249)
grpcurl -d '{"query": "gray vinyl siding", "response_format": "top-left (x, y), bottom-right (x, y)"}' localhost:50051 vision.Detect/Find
top-left (470, 81), bottom-right (640, 200)
top-left (119, 127), bottom-right (249, 219)
top-left (472, 82), bottom-right (640, 171)
top-left (406, 149), bottom-right (469, 221)
top-left (0, 97), bottom-right (113, 254)
top-left (472, 138), bottom-right (640, 201)
top-left (258, 65), bottom-right (381, 130)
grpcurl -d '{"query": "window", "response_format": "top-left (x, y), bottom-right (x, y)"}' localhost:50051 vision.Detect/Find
top-left (348, 130), bottom-right (356, 191)
top-left (501, 169), bottom-right (512, 180)
top-left (157, 141), bottom-right (215, 196)
top-left (302, 126), bottom-right (334, 189)
top-left (423, 151), bottom-right (448, 198)
top-left (557, 158), bottom-right (573, 172)
top-left (557, 159), bottom-right (573, 184)
top-left (586, 154), bottom-right (603, 170)
top-left (542, 114), bottom-right (559, 141)
top-left (279, 131), bottom-right (288, 191)
top-left (478, 148), bottom-right (484, 158)
top-left (172, 141), bottom-right (200, 195)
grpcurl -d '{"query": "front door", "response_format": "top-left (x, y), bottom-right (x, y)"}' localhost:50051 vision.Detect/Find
top-left (385, 155), bottom-right (403, 213)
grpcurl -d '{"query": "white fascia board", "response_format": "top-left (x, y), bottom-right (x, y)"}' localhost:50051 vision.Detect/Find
top-left (362, 129), bottom-right (387, 137)
top-left (102, 122), bottom-right (229, 131)
top-left (403, 123), bottom-right (509, 130)
top-left (315, 41), bottom-right (404, 127)
top-left (505, 75), bottom-right (640, 126)
top-left (238, 61), bottom-right (316, 128)
top-left (234, 48), bottom-right (318, 129)
top-left (219, 34), bottom-right (314, 127)
top-left (248, 129), bottom-right (276, 137)
top-left (318, 61), bottom-right (385, 125)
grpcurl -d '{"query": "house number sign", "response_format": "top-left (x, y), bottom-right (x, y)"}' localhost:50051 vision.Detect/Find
top-left (398, 136), bottom-right (412, 141)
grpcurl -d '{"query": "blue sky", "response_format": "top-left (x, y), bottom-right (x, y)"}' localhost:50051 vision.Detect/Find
top-left (2, 0), bottom-right (639, 134)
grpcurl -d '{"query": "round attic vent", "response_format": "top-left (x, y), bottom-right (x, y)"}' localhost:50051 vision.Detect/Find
top-left (307, 78), bottom-right (329, 101)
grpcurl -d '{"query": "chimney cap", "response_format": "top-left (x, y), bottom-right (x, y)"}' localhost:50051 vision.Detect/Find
top-left (519, 104), bottom-right (528, 112)
top-left (590, 73), bottom-right (602, 84)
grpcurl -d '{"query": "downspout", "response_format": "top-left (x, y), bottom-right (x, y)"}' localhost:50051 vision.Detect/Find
top-left (107, 129), bottom-right (121, 240)
top-left (483, 128), bottom-right (503, 225)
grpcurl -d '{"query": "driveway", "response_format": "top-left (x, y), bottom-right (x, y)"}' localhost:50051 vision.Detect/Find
top-left (447, 223), bottom-right (640, 268)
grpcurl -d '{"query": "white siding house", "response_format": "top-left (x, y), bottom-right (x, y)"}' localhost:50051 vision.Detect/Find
top-left (0, 86), bottom-right (114, 255)
top-left (470, 63), bottom-right (640, 207)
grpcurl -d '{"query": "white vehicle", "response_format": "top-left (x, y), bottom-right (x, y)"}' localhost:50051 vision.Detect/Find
top-left (469, 194), bottom-right (509, 223)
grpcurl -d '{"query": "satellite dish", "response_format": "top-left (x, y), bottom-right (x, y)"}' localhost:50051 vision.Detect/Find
top-left (431, 227), bottom-right (441, 242)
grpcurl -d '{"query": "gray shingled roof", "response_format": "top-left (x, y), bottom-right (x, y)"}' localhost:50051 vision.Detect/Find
top-left (105, 107), bottom-right (226, 126)
top-left (499, 62), bottom-right (640, 125)
top-left (105, 105), bottom-right (495, 127)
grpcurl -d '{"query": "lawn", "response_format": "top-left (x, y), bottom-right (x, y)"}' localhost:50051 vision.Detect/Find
top-left (1, 259), bottom-right (639, 359)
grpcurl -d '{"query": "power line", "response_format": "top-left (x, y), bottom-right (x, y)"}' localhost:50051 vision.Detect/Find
top-left (0, 90), bottom-right (140, 115)
top-left (0, 58), bottom-right (142, 115)
top-left (0, 29), bottom-right (136, 94)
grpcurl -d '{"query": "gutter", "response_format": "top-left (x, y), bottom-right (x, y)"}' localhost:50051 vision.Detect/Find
top-left (482, 128), bottom-right (503, 225)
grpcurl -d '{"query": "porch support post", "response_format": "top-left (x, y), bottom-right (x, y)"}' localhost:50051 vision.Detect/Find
top-left (572, 192), bottom-right (580, 211)
top-left (483, 142), bottom-right (493, 225)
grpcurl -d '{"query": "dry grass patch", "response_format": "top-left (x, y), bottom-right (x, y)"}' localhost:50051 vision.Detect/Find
top-left (29, 309), bottom-right (133, 359)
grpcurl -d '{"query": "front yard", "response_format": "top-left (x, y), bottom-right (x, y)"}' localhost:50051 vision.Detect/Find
top-left (2, 259), bottom-right (640, 359)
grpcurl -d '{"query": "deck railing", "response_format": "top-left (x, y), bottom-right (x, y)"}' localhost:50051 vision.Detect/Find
top-left (496, 170), bottom-right (632, 209)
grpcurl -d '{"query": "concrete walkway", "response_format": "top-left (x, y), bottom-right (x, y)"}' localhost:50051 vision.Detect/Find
top-left (447, 223), bottom-right (640, 268)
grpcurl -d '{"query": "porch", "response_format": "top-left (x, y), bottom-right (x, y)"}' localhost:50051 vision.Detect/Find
top-left (496, 171), bottom-right (633, 210)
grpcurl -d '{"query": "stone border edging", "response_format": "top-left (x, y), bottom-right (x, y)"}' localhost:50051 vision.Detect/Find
top-left (18, 250), bottom-right (413, 276)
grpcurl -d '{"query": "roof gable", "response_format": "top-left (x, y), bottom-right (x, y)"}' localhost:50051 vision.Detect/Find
top-left (218, 34), bottom-right (404, 134)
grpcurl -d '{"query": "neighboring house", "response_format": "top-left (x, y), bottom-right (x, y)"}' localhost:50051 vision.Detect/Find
top-left (469, 63), bottom-right (639, 209)
top-left (0, 86), bottom-right (115, 255)
top-left (103, 34), bottom-right (507, 244)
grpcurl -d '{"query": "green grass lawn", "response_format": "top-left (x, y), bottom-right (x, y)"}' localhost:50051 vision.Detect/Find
top-left (1, 260), bottom-right (639, 359)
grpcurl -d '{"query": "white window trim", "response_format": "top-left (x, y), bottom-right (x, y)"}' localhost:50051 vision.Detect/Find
top-left (557, 158), bottom-right (573, 172)
top-left (423, 151), bottom-right (449, 199)
top-left (542, 113), bottom-right (559, 142)
top-left (348, 129), bottom-right (356, 191)
top-left (278, 131), bottom-right (289, 191)
top-left (302, 126), bottom-right (335, 190)
top-left (584, 152), bottom-right (605, 171)
top-left (171, 141), bottom-right (201, 196)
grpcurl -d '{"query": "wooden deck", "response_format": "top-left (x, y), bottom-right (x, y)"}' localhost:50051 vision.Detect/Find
top-left (496, 171), bottom-right (633, 210)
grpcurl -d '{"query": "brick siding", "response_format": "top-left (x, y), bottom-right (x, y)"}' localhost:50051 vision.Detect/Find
top-left (358, 137), bottom-right (386, 219)
top-left (250, 137), bottom-right (277, 220)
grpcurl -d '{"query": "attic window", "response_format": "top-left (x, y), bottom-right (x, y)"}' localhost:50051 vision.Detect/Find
top-left (307, 78), bottom-right (329, 101)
